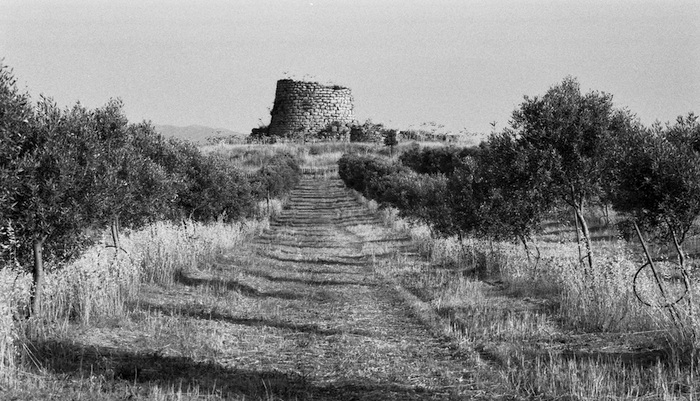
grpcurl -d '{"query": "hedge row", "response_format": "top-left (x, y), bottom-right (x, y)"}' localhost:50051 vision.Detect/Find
top-left (340, 77), bottom-right (700, 277)
top-left (338, 154), bottom-right (456, 235)
top-left (250, 153), bottom-right (302, 201)
top-left (0, 64), bottom-right (301, 270)
top-left (398, 143), bottom-right (479, 175)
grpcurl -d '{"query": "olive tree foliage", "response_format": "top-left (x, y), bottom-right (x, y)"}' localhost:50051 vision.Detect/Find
top-left (0, 64), bottom-right (33, 228)
top-left (0, 65), bottom-right (172, 315)
top-left (77, 100), bottom-right (181, 248)
top-left (371, 169), bottom-right (451, 232)
top-left (338, 153), bottom-right (448, 232)
top-left (509, 76), bottom-right (630, 271)
top-left (440, 156), bottom-right (484, 238)
top-left (251, 153), bottom-right (302, 200)
top-left (2, 95), bottom-right (174, 315)
top-left (475, 130), bottom-right (555, 257)
top-left (130, 125), bottom-right (255, 223)
top-left (391, 135), bottom-right (553, 258)
top-left (383, 129), bottom-right (398, 156)
top-left (0, 63), bottom-right (274, 317)
top-left (0, 64), bottom-right (35, 266)
top-left (399, 143), bottom-right (479, 175)
top-left (608, 113), bottom-right (700, 249)
top-left (602, 113), bottom-right (700, 316)
top-left (182, 153), bottom-right (254, 222)
top-left (5, 96), bottom-right (104, 315)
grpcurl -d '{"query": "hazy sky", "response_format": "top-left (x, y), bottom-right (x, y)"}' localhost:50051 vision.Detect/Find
top-left (2, 0), bottom-right (698, 135)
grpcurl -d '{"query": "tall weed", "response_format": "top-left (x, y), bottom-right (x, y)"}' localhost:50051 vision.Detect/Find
top-left (0, 218), bottom-right (265, 385)
top-left (135, 219), bottom-right (264, 286)
top-left (0, 268), bottom-right (26, 383)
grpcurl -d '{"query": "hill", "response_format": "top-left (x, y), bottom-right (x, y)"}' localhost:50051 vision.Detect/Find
top-left (154, 124), bottom-right (246, 144)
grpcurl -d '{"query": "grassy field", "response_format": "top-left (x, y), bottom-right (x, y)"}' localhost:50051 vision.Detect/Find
top-left (2, 141), bottom-right (699, 400)
top-left (366, 203), bottom-right (700, 399)
top-left (0, 168), bottom-right (489, 400)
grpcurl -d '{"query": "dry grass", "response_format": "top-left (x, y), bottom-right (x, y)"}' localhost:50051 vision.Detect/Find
top-left (6, 139), bottom-right (699, 399)
top-left (134, 219), bottom-right (266, 286)
top-left (199, 140), bottom-right (445, 173)
top-left (0, 268), bottom-right (22, 385)
top-left (363, 200), bottom-right (700, 400)
top-left (2, 174), bottom-right (492, 400)
top-left (0, 218), bottom-right (266, 392)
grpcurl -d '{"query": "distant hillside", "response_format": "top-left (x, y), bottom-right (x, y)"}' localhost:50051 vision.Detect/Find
top-left (154, 124), bottom-right (246, 144)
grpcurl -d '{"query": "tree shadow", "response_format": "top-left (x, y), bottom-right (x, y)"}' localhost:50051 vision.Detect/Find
top-left (175, 272), bottom-right (305, 301)
top-left (254, 238), bottom-right (359, 250)
top-left (137, 300), bottom-right (374, 338)
top-left (540, 225), bottom-right (619, 242)
top-left (270, 267), bottom-right (368, 276)
top-left (365, 247), bottom-right (421, 260)
top-left (257, 253), bottom-right (367, 267)
top-left (26, 338), bottom-right (450, 400)
top-left (363, 237), bottom-right (412, 245)
top-left (559, 348), bottom-right (670, 368)
top-left (242, 270), bottom-right (375, 287)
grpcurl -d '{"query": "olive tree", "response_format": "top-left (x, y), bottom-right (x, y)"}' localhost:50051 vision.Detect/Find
top-left (610, 113), bottom-right (700, 253)
top-left (509, 76), bottom-right (628, 271)
top-left (0, 64), bottom-right (34, 265)
top-left (475, 130), bottom-right (555, 260)
top-left (605, 112), bottom-right (700, 317)
top-left (0, 67), bottom-right (182, 315)
top-left (86, 102), bottom-right (182, 248)
top-left (7, 97), bottom-right (104, 315)
top-left (383, 129), bottom-right (398, 156)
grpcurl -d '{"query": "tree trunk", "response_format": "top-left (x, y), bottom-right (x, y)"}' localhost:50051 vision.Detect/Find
top-left (574, 206), bottom-right (594, 272)
top-left (573, 207), bottom-right (583, 266)
top-left (532, 238), bottom-right (541, 271)
top-left (30, 236), bottom-right (46, 317)
top-left (519, 234), bottom-right (531, 263)
top-left (633, 222), bottom-right (670, 302)
top-left (110, 216), bottom-right (120, 250)
top-left (569, 183), bottom-right (593, 271)
top-left (669, 227), bottom-right (693, 319)
top-left (603, 203), bottom-right (611, 227)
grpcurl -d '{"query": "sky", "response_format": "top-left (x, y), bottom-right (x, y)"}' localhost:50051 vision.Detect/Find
top-left (1, 0), bottom-right (699, 136)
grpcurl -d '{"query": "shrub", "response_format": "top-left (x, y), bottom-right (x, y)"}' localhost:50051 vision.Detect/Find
top-left (180, 153), bottom-right (255, 222)
top-left (399, 143), bottom-right (479, 175)
top-left (316, 121), bottom-right (351, 141)
top-left (249, 123), bottom-right (273, 143)
top-left (338, 153), bottom-right (406, 193)
top-left (349, 119), bottom-right (387, 143)
top-left (338, 153), bottom-right (454, 234)
top-left (250, 152), bottom-right (302, 202)
top-left (0, 63), bottom-right (260, 315)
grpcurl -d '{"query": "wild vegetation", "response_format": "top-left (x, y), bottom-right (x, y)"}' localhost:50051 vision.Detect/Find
top-left (0, 63), bottom-right (304, 394)
top-left (2, 59), bottom-right (700, 400)
top-left (340, 77), bottom-right (700, 399)
top-left (0, 62), bottom-right (307, 315)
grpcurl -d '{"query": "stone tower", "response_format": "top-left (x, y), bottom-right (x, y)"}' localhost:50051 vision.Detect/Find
top-left (267, 79), bottom-right (356, 139)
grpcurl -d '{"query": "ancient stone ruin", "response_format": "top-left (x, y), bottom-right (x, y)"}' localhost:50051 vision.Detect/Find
top-left (267, 79), bottom-right (356, 139)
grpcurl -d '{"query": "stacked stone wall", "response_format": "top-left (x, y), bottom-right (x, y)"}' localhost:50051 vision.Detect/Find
top-left (268, 79), bottom-right (356, 139)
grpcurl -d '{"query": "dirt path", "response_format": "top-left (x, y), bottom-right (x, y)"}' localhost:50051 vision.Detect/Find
top-left (28, 176), bottom-right (490, 400)
top-left (221, 176), bottom-right (484, 400)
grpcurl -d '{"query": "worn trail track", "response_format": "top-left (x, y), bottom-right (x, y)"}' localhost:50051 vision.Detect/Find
top-left (231, 176), bottom-right (482, 400)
